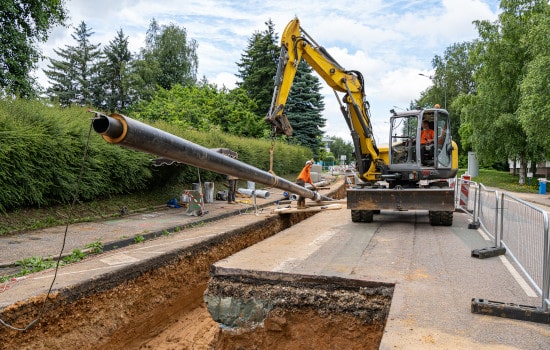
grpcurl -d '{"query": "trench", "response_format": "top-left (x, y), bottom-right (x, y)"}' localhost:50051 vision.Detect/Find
top-left (1, 183), bottom-right (393, 349)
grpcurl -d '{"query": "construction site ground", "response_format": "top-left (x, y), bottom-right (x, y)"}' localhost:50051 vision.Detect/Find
top-left (1, 178), bottom-right (549, 349)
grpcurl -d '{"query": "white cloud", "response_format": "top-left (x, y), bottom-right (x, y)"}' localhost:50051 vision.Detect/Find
top-left (37, 0), bottom-right (500, 144)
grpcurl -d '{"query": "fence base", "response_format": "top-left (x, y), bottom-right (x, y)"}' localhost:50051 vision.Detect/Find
top-left (471, 298), bottom-right (550, 324)
top-left (468, 221), bottom-right (480, 229)
top-left (471, 246), bottom-right (506, 259)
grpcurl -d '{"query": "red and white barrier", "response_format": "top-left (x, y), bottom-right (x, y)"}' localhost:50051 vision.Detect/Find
top-left (460, 174), bottom-right (471, 208)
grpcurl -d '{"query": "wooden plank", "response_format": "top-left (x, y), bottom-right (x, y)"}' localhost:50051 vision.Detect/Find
top-left (273, 203), bottom-right (342, 214)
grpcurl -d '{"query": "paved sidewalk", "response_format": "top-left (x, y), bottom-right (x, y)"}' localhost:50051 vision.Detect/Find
top-left (0, 192), bottom-right (279, 270)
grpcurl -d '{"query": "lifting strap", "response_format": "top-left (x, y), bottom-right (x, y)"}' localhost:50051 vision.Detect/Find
top-left (269, 127), bottom-right (278, 187)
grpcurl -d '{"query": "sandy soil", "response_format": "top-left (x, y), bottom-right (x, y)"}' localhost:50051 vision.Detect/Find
top-left (213, 307), bottom-right (384, 350)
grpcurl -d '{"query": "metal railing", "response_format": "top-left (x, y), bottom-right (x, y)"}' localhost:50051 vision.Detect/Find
top-left (455, 177), bottom-right (549, 311)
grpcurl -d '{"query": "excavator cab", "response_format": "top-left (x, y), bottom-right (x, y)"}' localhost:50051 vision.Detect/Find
top-left (388, 108), bottom-right (455, 180)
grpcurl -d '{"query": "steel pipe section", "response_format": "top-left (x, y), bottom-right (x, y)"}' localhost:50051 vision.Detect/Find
top-left (92, 113), bottom-right (329, 202)
top-left (237, 188), bottom-right (270, 199)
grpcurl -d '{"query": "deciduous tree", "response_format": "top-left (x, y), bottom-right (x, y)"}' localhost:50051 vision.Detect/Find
top-left (0, 0), bottom-right (66, 97)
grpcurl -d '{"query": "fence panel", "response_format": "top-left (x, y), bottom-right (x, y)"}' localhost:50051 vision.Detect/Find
top-left (499, 193), bottom-right (549, 309)
top-left (477, 184), bottom-right (499, 244)
top-left (456, 179), bottom-right (549, 310)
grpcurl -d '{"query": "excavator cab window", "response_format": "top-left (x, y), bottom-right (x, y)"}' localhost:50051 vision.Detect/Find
top-left (390, 115), bottom-right (418, 165)
top-left (436, 115), bottom-right (452, 168)
top-left (390, 110), bottom-right (452, 168)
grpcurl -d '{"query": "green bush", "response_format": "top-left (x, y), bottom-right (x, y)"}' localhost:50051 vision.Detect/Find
top-left (0, 99), bottom-right (313, 213)
top-left (0, 99), bottom-right (151, 211)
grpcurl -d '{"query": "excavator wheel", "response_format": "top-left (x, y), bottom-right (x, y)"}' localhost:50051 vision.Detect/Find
top-left (428, 211), bottom-right (453, 226)
top-left (351, 210), bottom-right (374, 223)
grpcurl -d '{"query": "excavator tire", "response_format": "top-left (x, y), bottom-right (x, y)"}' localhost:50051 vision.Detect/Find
top-left (429, 211), bottom-right (453, 226)
top-left (351, 209), bottom-right (374, 223)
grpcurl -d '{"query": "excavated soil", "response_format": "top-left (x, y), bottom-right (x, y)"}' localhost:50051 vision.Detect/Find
top-left (205, 275), bottom-right (393, 349)
top-left (213, 308), bottom-right (385, 350)
top-left (0, 182), bottom-right (390, 349)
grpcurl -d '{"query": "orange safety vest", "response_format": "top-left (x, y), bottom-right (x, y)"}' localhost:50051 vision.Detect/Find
top-left (420, 129), bottom-right (434, 144)
top-left (297, 164), bottom-right (313, 184)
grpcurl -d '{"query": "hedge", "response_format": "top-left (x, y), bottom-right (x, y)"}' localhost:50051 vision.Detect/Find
top-left (0, 99), bottom-right (312, 212)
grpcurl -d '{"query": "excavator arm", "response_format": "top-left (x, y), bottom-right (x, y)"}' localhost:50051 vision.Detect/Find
top-left (266, 18), bottom-right (380, 181)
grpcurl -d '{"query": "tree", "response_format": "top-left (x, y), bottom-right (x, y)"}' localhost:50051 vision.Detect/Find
top-left (0, 0), bottom-right (66, 97)
top-left (517, 4), bottom-right (550, 155)
top-left (236, 19), bottom-right (326, 154)
top-left (44, 21), bottom-right (102, 106)
top-left (129, 19), bottom-right (198, 101)
top-left (95, 29), bottom-right (133, 112)
top-left (285, 60), bottom-right (326, 155)
top-left (130, 82), bottom-right (265, 137)
top-left (155, 24), bottom-right (198, 89)
top-left (329, 136), bottom-right (354, 164)
top-left (236, 19), bottom-right (280, 117)
top-left (465, 0), bottom-right (548, 183)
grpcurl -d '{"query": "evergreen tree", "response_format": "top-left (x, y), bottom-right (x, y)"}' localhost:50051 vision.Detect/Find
top-left (0, 0), bottom-right (66, 97)
top-left (95, 29), bottom-right (133, 112)
top-left (237, 19), bottom-right (326, 155)
top-left (285, 60), bottom-right (326, 155)
top-left (236, 19), bottom-right (280, 117)
top-left (44, 21), bottom-right (102, 106)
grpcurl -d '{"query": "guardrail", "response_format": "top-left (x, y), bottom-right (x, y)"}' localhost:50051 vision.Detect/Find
top-left (455, 178), bottom-right (549, 313)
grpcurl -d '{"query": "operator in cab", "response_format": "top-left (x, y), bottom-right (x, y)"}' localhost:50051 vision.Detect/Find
top-left (420, 120), bottom-right (434, 165)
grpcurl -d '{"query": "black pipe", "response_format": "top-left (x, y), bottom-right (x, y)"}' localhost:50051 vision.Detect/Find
top-left (92, 113), bottom-right (331, 202)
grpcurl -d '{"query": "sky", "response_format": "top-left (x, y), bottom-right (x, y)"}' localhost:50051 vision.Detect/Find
top-left (37, 0), bottom-right (501, 144)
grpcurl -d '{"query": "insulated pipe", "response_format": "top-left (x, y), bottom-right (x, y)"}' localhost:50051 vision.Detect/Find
top-left (237, 188), bottom-right (270, 199)
top-left (92, 113), bottom-right (331, 202)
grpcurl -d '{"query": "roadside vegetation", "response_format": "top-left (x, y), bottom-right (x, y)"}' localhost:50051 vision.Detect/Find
top-left (468, 168), bottom-right (540, 193)
top-left (0, 98), bottom-right (311, 236)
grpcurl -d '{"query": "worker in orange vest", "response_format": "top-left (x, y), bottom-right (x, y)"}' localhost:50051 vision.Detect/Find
top-left (296, 159), bottom-right (317, 209)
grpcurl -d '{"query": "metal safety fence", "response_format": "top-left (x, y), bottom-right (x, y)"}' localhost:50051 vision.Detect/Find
top-left (455, 177), bottom-right (549, 312)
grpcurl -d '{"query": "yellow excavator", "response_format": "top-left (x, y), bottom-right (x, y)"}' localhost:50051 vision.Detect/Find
top-left (266, 18), bottom-right (458, 225)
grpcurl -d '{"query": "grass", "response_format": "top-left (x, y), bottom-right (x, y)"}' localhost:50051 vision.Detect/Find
top-left (1, 249), bottom-right (94, 283)
top-left (0, 183), bottom-right (187, 236)
top-left (461, 168), bottom-right (541, 193)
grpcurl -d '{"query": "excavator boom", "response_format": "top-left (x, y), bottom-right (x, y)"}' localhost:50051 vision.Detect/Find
top-left (266, 18), bottom-right (379, 181)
